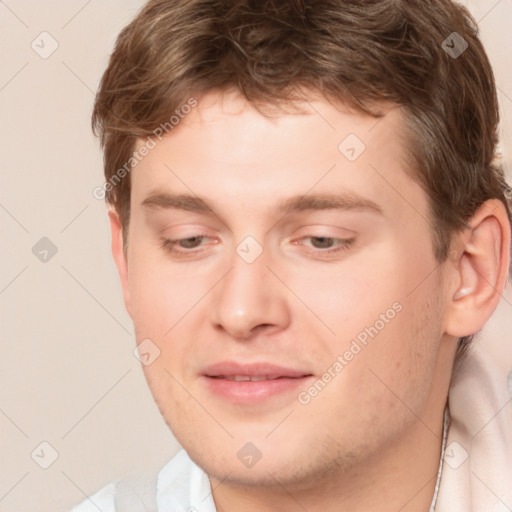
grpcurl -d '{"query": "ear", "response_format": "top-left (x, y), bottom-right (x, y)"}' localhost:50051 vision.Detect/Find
top-left (108, 209), bottom-right (133, 318)
top-left (445, 199), bottom-right (511, 338)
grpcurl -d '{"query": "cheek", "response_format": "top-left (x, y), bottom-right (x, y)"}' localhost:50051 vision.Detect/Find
top-left (283, 247), bottom-right (407, 337)
top-left (302, 287), bottom-right (443, 453)
top-left (298, 244), bottom-right (442, 399)
top-left (347, 278), bottom-right (443, 416)
top-left (127, 250), bottom-right (207, 336)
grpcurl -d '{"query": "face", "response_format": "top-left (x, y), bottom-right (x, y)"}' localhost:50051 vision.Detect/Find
top-left (115, 90), bottom-right (454, 491)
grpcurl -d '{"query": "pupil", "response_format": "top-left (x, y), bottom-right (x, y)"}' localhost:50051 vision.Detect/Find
top-left (312, 237), bottom-right (333, 249)
top-left (181, 237), bottom-right (203, 248)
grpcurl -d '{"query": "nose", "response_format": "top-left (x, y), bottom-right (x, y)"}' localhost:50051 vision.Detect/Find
top-left (209, 247), bottom-right (291, 340)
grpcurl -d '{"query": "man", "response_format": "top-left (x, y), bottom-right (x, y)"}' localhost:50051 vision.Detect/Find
top-left (76, 0), bottom-right (512, 510)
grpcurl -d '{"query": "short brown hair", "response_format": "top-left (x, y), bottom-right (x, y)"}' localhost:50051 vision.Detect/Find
top-left (92, 0), bottom-right (511, 354)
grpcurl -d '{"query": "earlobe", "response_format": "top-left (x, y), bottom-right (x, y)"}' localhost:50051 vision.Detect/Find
top-left (445, 199), bottom-right (510, 338)
top-left (108, 209), bottom-right (132, 318)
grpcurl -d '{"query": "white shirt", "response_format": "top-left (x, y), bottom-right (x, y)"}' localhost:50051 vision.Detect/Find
top-left (72, 449), bottom-right (216, 512)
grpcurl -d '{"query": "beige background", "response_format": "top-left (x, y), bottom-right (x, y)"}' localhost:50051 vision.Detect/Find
top-left (1, 1), bottom-right (511, 511)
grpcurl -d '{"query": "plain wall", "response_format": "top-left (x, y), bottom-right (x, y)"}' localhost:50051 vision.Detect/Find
top-left (1, 1), bottom-right (511, 511)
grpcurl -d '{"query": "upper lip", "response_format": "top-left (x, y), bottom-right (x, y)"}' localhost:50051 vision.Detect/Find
top-left (202, 361), bottom-right (312, 379)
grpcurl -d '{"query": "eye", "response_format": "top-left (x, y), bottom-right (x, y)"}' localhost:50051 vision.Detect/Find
top-left (160, 235), bottom-right (216, 258)
top-left (302, 236), bottom-right (354, 251)
top-left (175, 236), bottom-right (207, 249)
top-left (308, 237), bottom-right (339, 249)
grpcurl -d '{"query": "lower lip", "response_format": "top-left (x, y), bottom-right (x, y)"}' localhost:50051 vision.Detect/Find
top-left (202, 375), bottom-right (314, 404)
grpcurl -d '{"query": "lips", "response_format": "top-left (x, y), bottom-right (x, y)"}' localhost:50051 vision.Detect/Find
top-left (204, 361), bottom-right (311, 380)
top-left (201, 361), bottom-right (314, 404)
top-left (203, 361), bottom-right (311, 379)
top-left (215, 375), bottom-right (281, 382)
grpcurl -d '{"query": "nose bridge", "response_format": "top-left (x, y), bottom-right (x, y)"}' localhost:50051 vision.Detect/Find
top-left (224, 255), bottom-right (265, 305)
top-left (210, 244), bottom-right (290, 338)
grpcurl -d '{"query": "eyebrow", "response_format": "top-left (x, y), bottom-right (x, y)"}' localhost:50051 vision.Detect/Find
top-left (141, 193), bottom-right (212, 213)
top-left (279, 193), bottom-right (383, 215)
top-left (140, 192), bottom-right (383, 216)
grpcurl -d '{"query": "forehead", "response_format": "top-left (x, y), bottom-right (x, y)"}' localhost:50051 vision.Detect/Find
top-left (150, 90), bottom-right (404, 162)
top-left (130, 90), bottom-right (427, 226)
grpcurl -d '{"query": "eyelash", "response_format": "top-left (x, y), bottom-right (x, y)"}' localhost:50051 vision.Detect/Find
top-left (159, 236), bottom-right (355, 258)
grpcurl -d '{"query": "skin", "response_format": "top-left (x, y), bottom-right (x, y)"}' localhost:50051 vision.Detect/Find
top-left (109, 89), bottom-right (510, 512)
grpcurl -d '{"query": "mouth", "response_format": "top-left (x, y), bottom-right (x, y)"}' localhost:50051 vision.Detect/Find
top-left (201, 362), bottom-right (314, 404)
top-left (211, 375), bottom-right (285, 382)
